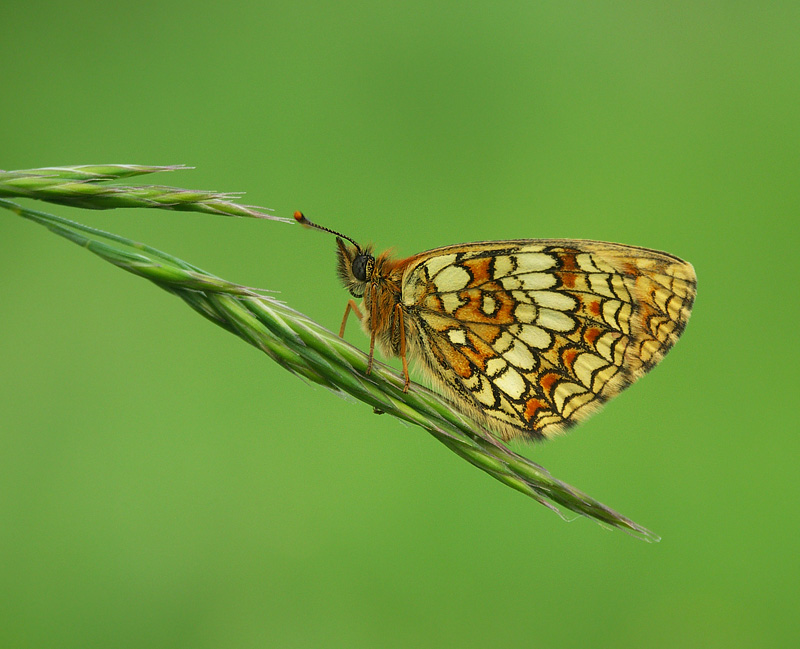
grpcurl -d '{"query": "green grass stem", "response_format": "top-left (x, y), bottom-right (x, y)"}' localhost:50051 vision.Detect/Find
top-left (1, 164), bottom-right (659, 541)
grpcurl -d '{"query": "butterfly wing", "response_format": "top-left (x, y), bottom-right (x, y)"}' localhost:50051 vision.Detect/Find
top-left (400, 240), bottom-right (696, 441)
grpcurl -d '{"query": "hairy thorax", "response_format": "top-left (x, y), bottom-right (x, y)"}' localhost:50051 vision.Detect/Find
top-left (360, 255), bottom-right (412, 358)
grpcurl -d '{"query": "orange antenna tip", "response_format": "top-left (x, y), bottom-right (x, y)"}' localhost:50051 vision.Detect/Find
top-left (292, 211), bottom-right (362, 250)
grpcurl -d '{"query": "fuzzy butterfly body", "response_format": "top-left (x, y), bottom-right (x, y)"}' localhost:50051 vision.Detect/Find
top-left (296, 213), bottom-right (696, 442)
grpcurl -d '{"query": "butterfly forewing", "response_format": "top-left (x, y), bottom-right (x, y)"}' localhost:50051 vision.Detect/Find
top-left (400, 240), bottom-right (696, 441)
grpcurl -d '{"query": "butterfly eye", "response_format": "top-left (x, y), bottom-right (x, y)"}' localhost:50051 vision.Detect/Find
top-left (352, 254), bottom-right (374, 282)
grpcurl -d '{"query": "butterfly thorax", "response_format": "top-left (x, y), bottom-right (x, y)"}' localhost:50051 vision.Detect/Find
top-left (364, 255), bottom-right (407, 354)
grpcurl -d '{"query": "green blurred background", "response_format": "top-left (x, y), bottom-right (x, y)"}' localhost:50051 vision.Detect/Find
top-left (2, 2), bottom-right (798, 647)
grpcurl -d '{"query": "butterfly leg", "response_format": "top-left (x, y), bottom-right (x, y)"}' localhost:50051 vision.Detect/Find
top-left (339, 299), bottom-right (364, 337)
top-left (394, 302), bottom-right (410, 392)
top-left (367, 284), bottom-right (378, 374)
top-left (341, 297), bottom-right (376, 375)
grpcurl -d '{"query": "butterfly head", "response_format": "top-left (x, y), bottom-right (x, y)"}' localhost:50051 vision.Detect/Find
top-left (294, 211), bottom-right (375, 297)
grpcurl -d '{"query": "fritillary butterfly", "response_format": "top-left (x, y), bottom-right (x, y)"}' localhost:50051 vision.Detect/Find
top-left (295, 212), bottom-right (696, 441)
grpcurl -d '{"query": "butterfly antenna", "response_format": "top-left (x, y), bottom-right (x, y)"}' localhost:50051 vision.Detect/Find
top-left (294, 211), bottom-right (362, 250)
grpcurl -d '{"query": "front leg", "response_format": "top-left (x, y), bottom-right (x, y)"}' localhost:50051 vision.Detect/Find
top-left (339, 299), bottom-right (364, 338)
top-left (341, 293), bottom-right (377, 376)
top-left (339, 300), bottom-right (375, 374)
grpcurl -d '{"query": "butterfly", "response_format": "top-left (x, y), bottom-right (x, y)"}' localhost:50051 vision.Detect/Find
top-left (295, 212), bottom-right (696, 442)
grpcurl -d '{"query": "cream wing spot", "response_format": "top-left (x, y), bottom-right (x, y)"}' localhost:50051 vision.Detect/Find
top-left (493, 255), bottom-right (516, 277)
top-left (561, 391), bottom-right (596, 419)
top-left (494, 366), bottom-right (526, 400)
top-left (573, 353), bottom-right (608, 388)
top-left (473, 375), bottom-right (496, 406)
top-left (497, 393), bottom-right (521, 417)
top-left (482, 294), bottom-right (497, 315)
top-left (519, 324), bottom-right (552, 349)
top-left (594, 332), bottom-right (620, 363)
top-left (504, 338), bottom-right (536, 370)
top-left (514, 252), bottom-right (556, 271)
top-left (576, 253), bottom-right (602, 272)
top-left (434, 264), bottom-right (471, 292)
top-left (441, 292), bottom-right (466, 313)
top-left (602, 299), bottom-right (623, 328)
top-left (493, 331), bottom-right (515, 353)
top-left (513, 302), bottom-right (537, 323)
top-left (537, 308), bottom-right (575, 332)
top-left (515, 272), bottom-right (557, 290)
top-left (592, 364), bottom-right (620, 392)
top-left (422, 254), bottom-right (457, 279)
top-left (589, 273), bottom-right (615, 298)
top-left (617, 302), bottom-right (632, 333)
top-left (486, 357), bottom-right (507, 376)
top-left (552, 382), bottom-right (586, 413)
top-left (462, 372), bottom-right (479, 389)
top-left (639, 339), bottom-right (662, 363)
top-left (447, 329), bottom-right (467, 345)
top-left (610, 273), bottom-right (631, 301)
top-left (530, 290), bottom-right (576, 311)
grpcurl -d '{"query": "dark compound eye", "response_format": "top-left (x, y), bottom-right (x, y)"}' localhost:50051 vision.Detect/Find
top-left (351, 254), bottom-right (374, 282)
